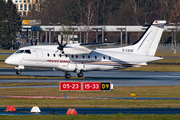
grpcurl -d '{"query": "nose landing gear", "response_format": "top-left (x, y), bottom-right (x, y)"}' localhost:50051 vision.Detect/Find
top-left (16, 70), bottom-right (21, 75)
top-left (15, 66), bottom-right (24, 75)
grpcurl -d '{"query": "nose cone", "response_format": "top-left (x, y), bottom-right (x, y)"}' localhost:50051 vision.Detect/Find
top-left (5, 56), bottom-right (15, 65)
top-left (5, 57), bottom-right (11, 64)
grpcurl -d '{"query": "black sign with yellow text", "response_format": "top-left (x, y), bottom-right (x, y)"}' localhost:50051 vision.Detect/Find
top-left (101, 82), bottom-right (111, 90)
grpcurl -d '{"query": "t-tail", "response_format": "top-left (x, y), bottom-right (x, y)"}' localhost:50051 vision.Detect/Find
top-left (122, 20), bottom-right (167, 56)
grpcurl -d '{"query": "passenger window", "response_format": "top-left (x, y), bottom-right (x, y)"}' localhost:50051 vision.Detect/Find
top-left (109, 57), bottom-right (111, 60)
top-left (24, 50), bottom-right (31, 54)
top-left (54, 54), bottom-right (56, 57)
top-left (103, 56), bottom-right (105, 59)
top-left (16, 50), bottom-right (24, 53)
top-left (76, 55), bottom-right (78, 58)
top-left (95, 56), bottom-right (97, 59)
top-left (47, 53), bottom-right (49, 57)
top-left (88, 56), bottom-right (90, 59)
top-left (71, 55), bottom-right (74, 58)
top-left (65, 55), bottom-right (67, 58)
top-left (59, 54), bottom-right (61, 57)
top-left (83, 55), bottom-right (85, 59)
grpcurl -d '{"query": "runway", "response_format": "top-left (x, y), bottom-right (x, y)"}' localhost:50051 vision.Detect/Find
top-left (0, 68), bottom-right (180, 86)
top-left (1, 108), bottom-right (180, 115)
top-left (1, 68), bottom-right (180, 79)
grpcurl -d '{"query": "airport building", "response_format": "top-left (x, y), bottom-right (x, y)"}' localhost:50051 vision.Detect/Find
top-left (3, 0), bottom-right (42, 17)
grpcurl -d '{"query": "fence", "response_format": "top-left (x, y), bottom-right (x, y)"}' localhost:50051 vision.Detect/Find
top-left (157, 44), bottom-right (180, 53)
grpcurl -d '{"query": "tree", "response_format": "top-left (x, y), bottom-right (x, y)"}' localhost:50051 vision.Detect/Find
top-left (171, 0), bottom-right (180, 23)
top-left (0, 0), bottom-right (5, 46)
top-left (0, 0), bottom-right (22, 49)
top-left (83, 1), bottom-right (97, 43)
top-left (28, 0), bottom-right (178, 26)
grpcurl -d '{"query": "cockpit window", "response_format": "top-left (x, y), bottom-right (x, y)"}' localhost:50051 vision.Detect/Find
top-left (16, 50), bottom-right (24, 53)
top-left (24, 50), bottom-right (31, 54)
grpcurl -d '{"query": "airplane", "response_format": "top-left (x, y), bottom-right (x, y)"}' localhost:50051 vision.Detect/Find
top-left (5, 20), bottom-right (167, 79)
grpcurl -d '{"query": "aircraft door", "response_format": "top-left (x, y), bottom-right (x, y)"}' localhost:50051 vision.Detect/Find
top-left (36, 49), bottom-right (43, 63)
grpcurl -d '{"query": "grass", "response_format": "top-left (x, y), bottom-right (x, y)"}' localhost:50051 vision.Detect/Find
top-left (1, 86), bottom-right (180, 98)
top-left (153, 52), bottom-right (180, 63)
top-left (0, 55), bottom-right (9, 60)
top-left (124, 65), bottom-right (180, 72)
top-left (0, 86), bottom-right (179, 108)
top-left (0, 98), bottom-right (180, 108)
top-left (0, 82), bottom-right (59, 87)
top-left (0, 114), bottom-right (180, 120)
top-left (0, 50), bottom-right (16, 53)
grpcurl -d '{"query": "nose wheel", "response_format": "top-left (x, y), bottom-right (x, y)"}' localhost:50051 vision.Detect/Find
top-left (16, 70), bottom-right (21, 75)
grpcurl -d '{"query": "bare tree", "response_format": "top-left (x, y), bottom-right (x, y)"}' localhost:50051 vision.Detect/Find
top-left (83, 1), bottom-right (97, 43)
top-left (171, 0), bottom-right (180, 23)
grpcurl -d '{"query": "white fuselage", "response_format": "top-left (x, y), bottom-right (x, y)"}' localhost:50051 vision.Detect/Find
top-left (5, 45), bottom-right (162, 72)
top-left (5, 20), bottom-right (166, 78)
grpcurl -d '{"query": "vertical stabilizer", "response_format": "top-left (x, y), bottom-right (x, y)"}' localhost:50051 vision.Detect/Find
top-left (122, 20), bottom-right (166, 56)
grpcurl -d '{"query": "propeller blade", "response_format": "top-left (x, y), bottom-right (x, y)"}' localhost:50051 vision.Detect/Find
top-left (31, 40), bottom-right (33, 46)
top-left (55, 50), bottom-right (59, 53)
top-left (55, 37), bottom-right (66, 54)
top-left (35, 39), bottom-right (37, 45)
top-left (56, 39), bottom-right (60, 45)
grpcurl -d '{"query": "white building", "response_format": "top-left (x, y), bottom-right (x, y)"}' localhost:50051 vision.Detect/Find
top-left (4, 0), bottom-right (42, 17)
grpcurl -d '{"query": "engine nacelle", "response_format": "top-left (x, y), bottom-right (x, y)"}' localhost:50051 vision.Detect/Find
top-left (63, 44), bottom-right (92, 55)
top-left (66, 63), bottom-right (76, 71)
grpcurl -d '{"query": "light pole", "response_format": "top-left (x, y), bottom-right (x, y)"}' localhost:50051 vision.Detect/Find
top-left (116, 28), bottom-right (126, 46)
top-left (167, 27), bottom-right (177, 47)
top-left (49, 22), bottom-right (60, 42)
top-left (92, 27), bottom-right (101, 43)
top-left (77, 23), bottom-right (83, 43)
top-left (45, 28), bottom-right (54, 45)
top-left (69, 27), bottom-right (77, 43)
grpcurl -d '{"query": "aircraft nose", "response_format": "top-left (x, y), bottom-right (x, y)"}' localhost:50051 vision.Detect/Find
top-left (5, 57), bottom-right (11, 64)
top-left (5, 56), bottom-right (14, 65)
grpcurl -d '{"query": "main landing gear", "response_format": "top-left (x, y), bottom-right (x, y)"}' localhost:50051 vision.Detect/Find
top-left (16, 70), bottom-right (21, 75)
top-left (77, 72), bottom-right (83, 77)
top-left (65, 72), bottom-right (71, 79)
top-left (64, 71), bottom-right (84, 79)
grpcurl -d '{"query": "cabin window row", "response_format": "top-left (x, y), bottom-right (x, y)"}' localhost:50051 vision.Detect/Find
top-left (47, 53), bottom-right (111, 60)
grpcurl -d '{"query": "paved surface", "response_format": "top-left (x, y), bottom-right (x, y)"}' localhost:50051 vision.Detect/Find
top-left (0, 68), bottom-right (180, 79)
top-left (0, 68), bottom-right (180, 86)
top-left (1, 108), bottom-right (180, 115)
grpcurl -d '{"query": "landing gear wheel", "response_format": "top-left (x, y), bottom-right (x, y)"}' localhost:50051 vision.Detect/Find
top-left (65, 74), bottom-right (71, 79)
top-left (16, 70), bottom-right (21, 75)
top-left (77, 72), bottom-right (83, 77)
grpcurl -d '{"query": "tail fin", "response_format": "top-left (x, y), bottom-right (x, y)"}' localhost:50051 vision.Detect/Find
top-left (122, 20), bottom-right (166, 56)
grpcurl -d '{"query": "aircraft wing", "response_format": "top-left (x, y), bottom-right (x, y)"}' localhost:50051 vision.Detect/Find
top-left (80, 42), bottom-right (118, 50)
top-left (63, 42), bottom-right (117, 55)
top-left (63, 44), bottom-right (92, 55)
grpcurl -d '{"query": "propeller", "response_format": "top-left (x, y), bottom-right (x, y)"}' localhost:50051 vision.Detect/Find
top-left (31, 39), bottom-right (37, 46)
top-left (55, 39), bottom-right (67, 54)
